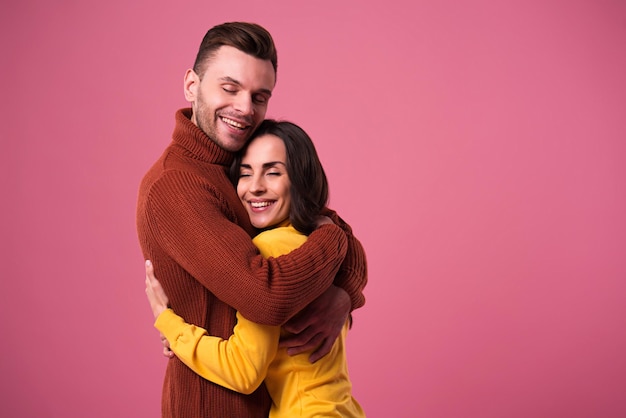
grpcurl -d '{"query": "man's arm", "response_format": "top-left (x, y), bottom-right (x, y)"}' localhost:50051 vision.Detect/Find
top-left (281, 210), bottom-right (368, 362)
top-left (141, 172), bottom-right (348, 326)
top-left (323, 208), bottom-right (368, 310)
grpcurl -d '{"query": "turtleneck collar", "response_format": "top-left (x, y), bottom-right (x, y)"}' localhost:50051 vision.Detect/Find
top-left (172, 108), bottom-right (234, 167)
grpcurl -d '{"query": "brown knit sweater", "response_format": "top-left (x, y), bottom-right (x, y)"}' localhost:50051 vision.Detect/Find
top-left (136, 109), bottom-right (367, 417)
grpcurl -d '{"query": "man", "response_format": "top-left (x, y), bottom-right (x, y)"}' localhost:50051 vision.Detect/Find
top-left (136, 22), bottom-right (367, 417)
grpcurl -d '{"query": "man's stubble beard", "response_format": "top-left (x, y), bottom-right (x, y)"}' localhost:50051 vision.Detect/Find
top-left (193, 95), bottom-right (251, 153)
top-left (193, 97), bottom-right (221, 148)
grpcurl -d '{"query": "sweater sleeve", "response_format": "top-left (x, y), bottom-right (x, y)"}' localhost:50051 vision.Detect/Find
top-left (153, 227), bottom-right (305, 394)
top-left (322, 208), bottom-right (368, 311)
top-left (156, 309), bottom-right (279, 395)
top-left (144, 171), bottom-right (348, 326)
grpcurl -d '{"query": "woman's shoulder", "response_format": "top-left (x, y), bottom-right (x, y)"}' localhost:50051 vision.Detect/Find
top-left (253, 225), bottom-right (308, 257)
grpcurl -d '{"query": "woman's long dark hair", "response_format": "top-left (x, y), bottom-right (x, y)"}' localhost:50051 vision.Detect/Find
top-left (231, 120), bottom-right (329, 235)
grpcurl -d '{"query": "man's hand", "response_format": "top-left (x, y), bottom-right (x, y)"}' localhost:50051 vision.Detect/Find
top-left (280, 285), bottom-right (350, 363)
top-left (145, 260), bottom-right (174, 358)
top-left (315, 215), bottom-right (334, 227)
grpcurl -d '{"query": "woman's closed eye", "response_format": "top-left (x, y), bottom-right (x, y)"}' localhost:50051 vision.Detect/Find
top-left (239, 169), bottom-right (252, 178)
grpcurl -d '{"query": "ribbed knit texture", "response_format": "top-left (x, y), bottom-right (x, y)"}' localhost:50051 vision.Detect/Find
top-left (136, 109), bottom-right (367, 418)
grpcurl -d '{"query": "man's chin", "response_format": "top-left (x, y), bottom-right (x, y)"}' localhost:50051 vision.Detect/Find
top-left (219, 131), bottom-right (252, 152)
top-left (219, 138), bottom-right (248, 153)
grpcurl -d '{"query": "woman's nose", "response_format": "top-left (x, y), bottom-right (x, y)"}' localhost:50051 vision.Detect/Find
top-left (249, 175), bottom-right (265, 193)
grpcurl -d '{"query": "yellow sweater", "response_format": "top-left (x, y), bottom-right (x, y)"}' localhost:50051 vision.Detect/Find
top-left (155, 225), bottom-right (365, 417)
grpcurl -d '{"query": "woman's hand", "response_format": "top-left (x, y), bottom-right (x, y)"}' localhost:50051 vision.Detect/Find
top-left (145, 260), bottom-right (174, 358)
top-left (145, 260), bottom-right (170, 319)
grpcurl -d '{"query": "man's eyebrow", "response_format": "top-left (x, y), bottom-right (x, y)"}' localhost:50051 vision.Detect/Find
top-left (220, 76), bottom-right (242, 86)
top-left (220, 76), bottom-right (272, 97)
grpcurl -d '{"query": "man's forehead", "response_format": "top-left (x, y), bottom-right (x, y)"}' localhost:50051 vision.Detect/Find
top-left (203, 46), bottom-right (275, 86)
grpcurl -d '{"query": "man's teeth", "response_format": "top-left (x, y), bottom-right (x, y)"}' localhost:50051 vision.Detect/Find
top-left (251, 201), bottom-right (272, 208)
top-left (222, 117), bottom-right (246, 129)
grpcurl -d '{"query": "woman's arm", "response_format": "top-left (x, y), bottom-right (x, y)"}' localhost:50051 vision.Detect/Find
top-left (157, 310), bottom-right (279, 394)
top-left (145, 262), bottom-right (278, 394)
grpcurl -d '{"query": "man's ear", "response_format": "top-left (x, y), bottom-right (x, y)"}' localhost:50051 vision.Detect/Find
top-left (183, 69), bottom-right (199, 102)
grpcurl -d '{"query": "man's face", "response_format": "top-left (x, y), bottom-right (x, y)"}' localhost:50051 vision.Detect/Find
top-left (184, 46), bottom-right (276, 152)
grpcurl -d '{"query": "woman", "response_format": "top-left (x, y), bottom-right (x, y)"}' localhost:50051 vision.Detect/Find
top-left (145, 120), bottom-right (365, 417)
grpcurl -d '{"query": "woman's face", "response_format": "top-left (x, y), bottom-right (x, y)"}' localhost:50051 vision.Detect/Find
top-left (237, 134), bottom-right (291, 229)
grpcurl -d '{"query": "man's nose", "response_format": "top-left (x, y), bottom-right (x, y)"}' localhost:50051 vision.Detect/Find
top-left (234, 94), bottom-right (253, 115)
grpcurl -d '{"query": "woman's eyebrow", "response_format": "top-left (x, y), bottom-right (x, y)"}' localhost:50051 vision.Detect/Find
top-left (239, 161), bottom-right (286, 169)
top-left (263, 161), bottom-right (286, 169)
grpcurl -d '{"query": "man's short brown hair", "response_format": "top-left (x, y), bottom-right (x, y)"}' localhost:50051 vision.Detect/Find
top-left (193, 22), bottom-right (278, 78)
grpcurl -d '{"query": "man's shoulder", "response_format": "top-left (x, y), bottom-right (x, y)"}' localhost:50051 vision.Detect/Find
top-left (140, 148), bottom-right (226, 190)
top-left (139, 166), bottom-right (225, 199)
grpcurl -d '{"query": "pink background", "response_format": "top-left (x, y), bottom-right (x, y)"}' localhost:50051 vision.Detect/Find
top-left (2, 1), bottom-right (625, 417)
